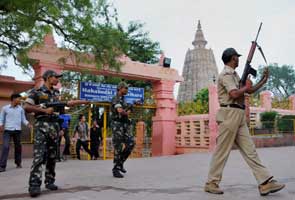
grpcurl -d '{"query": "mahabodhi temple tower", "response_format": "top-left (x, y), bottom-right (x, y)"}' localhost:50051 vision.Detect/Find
top-left (178, 21), bottom-right (218, 102)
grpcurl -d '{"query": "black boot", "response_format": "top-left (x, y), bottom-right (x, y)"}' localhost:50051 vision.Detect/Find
top-left (112, 169), bottom-right (124, 178)
top-left (0, 167), bottom-right (5, 172)
top-left (29, 186), bottom-right (41, 197)
top-left (45, 183), bottom-right (58, 190)
top-left (118, 164), bottom-right (127, 173)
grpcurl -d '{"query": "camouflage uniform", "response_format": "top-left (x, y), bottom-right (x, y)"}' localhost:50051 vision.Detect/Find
top-left (25, 85), bottom-right (61, 188)
top-left (110, 94), bottom-right (135, 171)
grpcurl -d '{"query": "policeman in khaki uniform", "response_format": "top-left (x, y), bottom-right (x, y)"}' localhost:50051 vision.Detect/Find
top-left (204, 48), bottom-right (285, 196)
top-left (24, 70), bottom-right (88, 197)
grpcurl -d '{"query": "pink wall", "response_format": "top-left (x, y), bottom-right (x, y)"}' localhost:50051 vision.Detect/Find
top-left (176, 87), bottom-right (295, 153)
top-left (260, 91), bottom-right (272, 111)
top-left (152, 80), bottom-right (177, 156)
top-left (289, 95), bottom-right (295, 110)
top-left (208, 84), bottom-right (219, 151)
top-left (0, 75), bottom-right (34, 107)
top-left (176, 114), bottom-right (210, 154)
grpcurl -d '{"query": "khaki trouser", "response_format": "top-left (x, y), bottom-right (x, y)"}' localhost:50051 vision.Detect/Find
top-left (207, 107), bottom-right (272, 185)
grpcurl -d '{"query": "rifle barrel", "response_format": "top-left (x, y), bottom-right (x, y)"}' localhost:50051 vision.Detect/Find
top-left (254, 22), bottom-right (263, 42)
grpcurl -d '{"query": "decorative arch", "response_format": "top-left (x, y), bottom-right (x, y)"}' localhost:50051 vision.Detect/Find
top-left (27, 34), bottom-right (183, 156)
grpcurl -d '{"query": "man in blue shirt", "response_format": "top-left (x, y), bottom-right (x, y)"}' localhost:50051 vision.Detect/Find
top-left (57, 109), bottom-right (71, 161)
top-left (0, 93), bottom-right (31, 172)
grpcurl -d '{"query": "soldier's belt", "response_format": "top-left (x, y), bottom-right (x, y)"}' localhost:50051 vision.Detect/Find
top-left (220, 104), bottom-right (245, 110)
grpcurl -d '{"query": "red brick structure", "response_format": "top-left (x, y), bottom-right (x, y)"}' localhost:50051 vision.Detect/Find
top-left (0, 75), bottom-right (34, 107)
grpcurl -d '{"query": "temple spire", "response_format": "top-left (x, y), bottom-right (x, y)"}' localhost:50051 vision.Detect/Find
top-left (192, 20), bottom-right (207, 49)
top-left (178, 21), bottom-right (218, 102)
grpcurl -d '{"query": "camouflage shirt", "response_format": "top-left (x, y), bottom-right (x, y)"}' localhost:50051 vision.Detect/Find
top-left (25, 85), bottom-right (60, 117)
top-left (217, 65), bottom-right (244, 105)
top-left (110, 94), bottom-right (129, 123)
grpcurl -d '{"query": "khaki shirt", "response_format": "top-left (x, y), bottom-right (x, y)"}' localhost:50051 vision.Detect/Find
top-left (217, 65), bottom-right (241, 105)
top-left (216, 65), bottom-right (246, 133)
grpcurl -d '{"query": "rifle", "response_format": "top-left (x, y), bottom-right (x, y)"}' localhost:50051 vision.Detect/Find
top-left (240, 22), bottom-right (268, 86)
top-left (40, 102), bottom-right (67, 114)
top-left (114, 99), bottom-right (142, 124)
top-left (40, 100), bottom-right (89, 114)
top-left (125, 99), bottom-right (143, 112)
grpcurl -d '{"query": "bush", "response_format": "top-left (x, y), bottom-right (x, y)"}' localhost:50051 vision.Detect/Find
top-left (177, 101), bottom-right (209, 115)
top-left (277, 115), bottom-right (295, 132)
top-left (260, 111), bottom-right (278, 129)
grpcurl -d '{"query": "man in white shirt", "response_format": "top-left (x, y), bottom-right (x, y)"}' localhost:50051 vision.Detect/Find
top-left (0, 93), bottom-right (31, 172)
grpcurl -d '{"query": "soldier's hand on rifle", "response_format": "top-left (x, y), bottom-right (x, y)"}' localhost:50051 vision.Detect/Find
top-left (117, 107), bottom-right (128, 116)
top-left (134, 99), bottom-right (142, 105)
top-left (44, 107), bottom-right (54, 115)
top-left (67, 100), bottom-right (89, 107)
top-left (245, 78), bottom-right (253, 92)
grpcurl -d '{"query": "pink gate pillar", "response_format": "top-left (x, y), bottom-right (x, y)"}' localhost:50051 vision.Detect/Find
top-left (152, 80), bottom-right (177, 156)
top-left (208, 84), bottom-right (219, 151)
top-left (289, 95), bottom-right (295, 110)
top-left (31, 34), bottom-right (63, 89)
top-left (260, 91), bottom-right (272, 111)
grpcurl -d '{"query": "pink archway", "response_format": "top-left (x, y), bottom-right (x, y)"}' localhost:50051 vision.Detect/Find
top-left (0, 75), bottom-right (34, 107)
top-left (27, 34), bottom-right (183, 156)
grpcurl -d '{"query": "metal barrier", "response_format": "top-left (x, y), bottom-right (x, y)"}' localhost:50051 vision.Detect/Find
top-left (0, 102), bottom-right (156, 160)
top-left (250, 119), bottom-right (295, 136)
top-left (67, 103), bottom-right (156, 160)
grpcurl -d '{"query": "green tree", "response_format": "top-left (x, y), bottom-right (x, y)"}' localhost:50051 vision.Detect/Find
top-left (194, 88), bottom-right (209, 104)
top-left (177, 101), bottom-right (209, 116)
top-left (60, 21), bottom-right (161, 99)
top-left (256, 64), bottom-right (295, 98)
top-left (177, 88), bottom-right (209, 115)
top-left (260, 111), bottom-right (278, 130)
top-left (0, 0), bottom-right (128, 72)
top-left (120, 21), bottom-right (160, 64)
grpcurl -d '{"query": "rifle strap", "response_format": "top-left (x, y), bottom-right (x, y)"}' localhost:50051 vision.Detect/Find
top-left (257, 44), bottom-right (268, 64)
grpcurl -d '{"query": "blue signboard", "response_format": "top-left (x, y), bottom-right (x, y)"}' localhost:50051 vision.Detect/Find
top-left (79, 82), bottom-right (144, 104)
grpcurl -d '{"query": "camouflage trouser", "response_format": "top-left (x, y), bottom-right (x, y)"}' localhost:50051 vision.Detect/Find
top-left (29, 120), bottom-right (59, 188)
top-left (111, 121), bottom-right (135, 169)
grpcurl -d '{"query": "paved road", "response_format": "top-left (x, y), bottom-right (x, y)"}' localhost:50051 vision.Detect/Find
top-left (0, 146), bottom-right (294, 200)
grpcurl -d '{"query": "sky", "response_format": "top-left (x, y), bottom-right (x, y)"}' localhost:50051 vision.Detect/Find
top-left (1, 0), bottom-right (295, 98)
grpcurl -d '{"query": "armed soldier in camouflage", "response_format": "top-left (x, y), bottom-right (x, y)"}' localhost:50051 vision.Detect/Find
top-left (110, 81), bottom-right (135, 178)
top-left (24, 70), bottom-right (88, 197)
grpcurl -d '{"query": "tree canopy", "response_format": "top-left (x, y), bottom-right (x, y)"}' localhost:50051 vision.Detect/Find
top-left (256, 64), bottom-right (295, 98)
top-left (194, 88), bottom-right (209, 104)
top-left (177, 88), bottom-right (209, 115)
top-left (59, 20), bottom-right (161, 100)
top-left (0, 0), bottom-right (152, 73)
